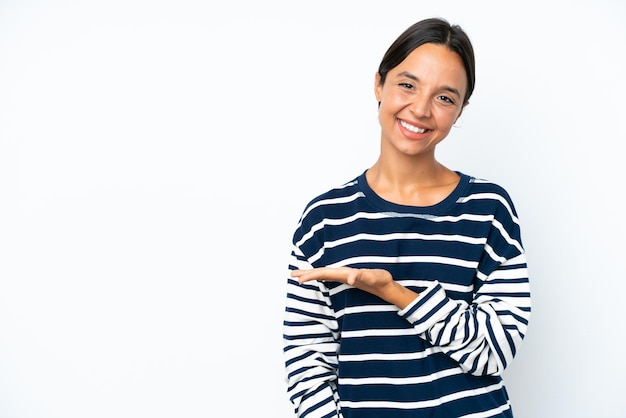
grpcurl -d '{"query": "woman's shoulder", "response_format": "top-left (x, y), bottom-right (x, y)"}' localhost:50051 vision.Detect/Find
top-left (460, 172), bottom-right (521, 220)
top-left (462, 173), bottom-right (515, 200)
top-left (304, 172), bottom-right (365, 207)
top-left (296, 172), bottom-right (366, 222)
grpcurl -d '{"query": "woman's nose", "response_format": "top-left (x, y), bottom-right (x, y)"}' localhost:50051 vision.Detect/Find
top-left (409, 94), bottom-right (432, 118)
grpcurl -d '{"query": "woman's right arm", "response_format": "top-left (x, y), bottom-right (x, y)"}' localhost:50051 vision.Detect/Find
top-left (283, 249), bottom-right (342, 418)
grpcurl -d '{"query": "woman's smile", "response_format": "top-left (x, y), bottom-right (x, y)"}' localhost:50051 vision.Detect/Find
top-left (398, 118), bottom-right (429, 138)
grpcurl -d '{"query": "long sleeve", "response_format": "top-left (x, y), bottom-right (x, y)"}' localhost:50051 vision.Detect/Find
top-left (398, 194), bottom-right (531, 376)
top-left (283, 251), bottom-right (342, 418)
top-left (399, 254), bottom-right (530, 376)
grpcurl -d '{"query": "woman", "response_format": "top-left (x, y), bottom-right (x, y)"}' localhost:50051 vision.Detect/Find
top-left (283, 17), bottom-right (531, 418)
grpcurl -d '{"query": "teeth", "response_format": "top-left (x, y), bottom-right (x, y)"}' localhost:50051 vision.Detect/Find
top-left (400, 120), bottom-right (426, 133)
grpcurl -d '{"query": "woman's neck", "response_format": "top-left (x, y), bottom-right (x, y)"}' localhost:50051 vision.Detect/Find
top-left (366, 156), bottom-right (459, 206)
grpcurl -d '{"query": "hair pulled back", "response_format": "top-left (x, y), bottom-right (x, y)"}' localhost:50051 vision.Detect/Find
top-left (377, 17), bottom-right (476, 104)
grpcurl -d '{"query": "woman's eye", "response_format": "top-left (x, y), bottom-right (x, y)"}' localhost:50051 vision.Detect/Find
top-left (438, 95), bottom-right (455, 105)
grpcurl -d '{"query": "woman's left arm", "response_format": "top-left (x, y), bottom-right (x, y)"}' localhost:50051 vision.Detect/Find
top-left (398, 251), bottom-right (531, 376)
top-left (398, 192), bottom-right (532, 376)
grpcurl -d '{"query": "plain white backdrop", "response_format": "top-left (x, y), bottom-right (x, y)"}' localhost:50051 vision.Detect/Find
top-left (1, 1), bottom-right (625, 417)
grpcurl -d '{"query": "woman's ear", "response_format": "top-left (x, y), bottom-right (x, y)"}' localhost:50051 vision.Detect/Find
top-left (455, 101), bottom-right (469, 123)
top-left (374, 72), bottom-right (382, 103)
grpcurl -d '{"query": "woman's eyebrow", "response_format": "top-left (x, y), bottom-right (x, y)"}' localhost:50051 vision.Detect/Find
top-left (397, 71), bottom-right (419, 81)
top-left (396, 71), bottom-right (461, 98)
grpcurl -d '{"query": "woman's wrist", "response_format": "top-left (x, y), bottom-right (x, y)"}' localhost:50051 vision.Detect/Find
top-left (380, 281), bottom-right (418, 310)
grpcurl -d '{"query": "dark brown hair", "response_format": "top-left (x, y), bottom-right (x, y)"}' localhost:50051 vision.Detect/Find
top-left (377, 17), bottom-right (476, 104)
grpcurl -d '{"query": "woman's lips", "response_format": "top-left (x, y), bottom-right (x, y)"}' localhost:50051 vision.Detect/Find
top-left (398, 119), bottom-right (431, 140)
top-left (399, 119), bottom-right (427, 133)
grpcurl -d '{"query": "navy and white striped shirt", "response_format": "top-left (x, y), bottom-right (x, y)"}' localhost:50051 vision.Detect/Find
top-left (283, 170), bottom-right (531, 418)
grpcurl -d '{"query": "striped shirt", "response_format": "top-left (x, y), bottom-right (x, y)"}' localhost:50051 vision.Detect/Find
top-left (283, 171), bottom-right (531, 418)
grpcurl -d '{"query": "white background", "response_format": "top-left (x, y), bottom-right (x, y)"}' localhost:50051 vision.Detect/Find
top-left (1, 1), bottom-right (625, 417)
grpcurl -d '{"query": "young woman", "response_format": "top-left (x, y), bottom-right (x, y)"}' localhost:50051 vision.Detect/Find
top-left (283, 17), bottom-right (531, 418)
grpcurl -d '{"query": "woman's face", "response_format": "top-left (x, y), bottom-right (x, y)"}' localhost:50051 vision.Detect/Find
top-left (375, 43), bottom-right (468, 159)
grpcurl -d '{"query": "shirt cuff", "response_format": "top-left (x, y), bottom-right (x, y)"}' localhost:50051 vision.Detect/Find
top-left (397, 280), bottom-right (458, 334)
